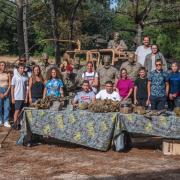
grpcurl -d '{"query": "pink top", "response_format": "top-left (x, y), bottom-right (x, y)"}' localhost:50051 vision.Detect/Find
top-left (116, 78), bottom-right (134, 98)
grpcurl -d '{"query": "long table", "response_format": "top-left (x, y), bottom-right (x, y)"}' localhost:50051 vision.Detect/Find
top-left (17, 109), bottom-right (180, 151)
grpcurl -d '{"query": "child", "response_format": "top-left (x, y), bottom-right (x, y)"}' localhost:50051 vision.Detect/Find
top-left (11, 63), bottom-right (28, 129)
top-left (134, 67), bottom-right (148, 106)
top-left (168, 62), bottom-right (180, 110)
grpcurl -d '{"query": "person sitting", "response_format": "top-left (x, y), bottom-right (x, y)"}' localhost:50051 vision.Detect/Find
top-left (73, 80), bottom-right (95, 107)
top-left (116, 68), bottom-right (134, 103)
top-left (147, 59), bottom-right (169, 110)
top-left (168, 62), bottom-right (180, 110)
top-left (82, 61), bottom-right (98, 93)
top-left (134, 67), bottom-right (148, 107)
top-left (144, 44), bottom-right (167, 76)
top-left (96, 81), bottom-right (121, 101)
top-left (0, 61), bottom-right (11, 128)
top-left (43, 67), bottom-right (64, 98)
top-left (29, 65), bottom-right (44, 104)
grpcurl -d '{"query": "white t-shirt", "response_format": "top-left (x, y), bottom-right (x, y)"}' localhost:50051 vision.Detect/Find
top-left (96, 90), bottom-right (121, 101)
top-left (135, 45), bottom-right (152, 66)
top-left (11, 73), bottom-right (28, 100)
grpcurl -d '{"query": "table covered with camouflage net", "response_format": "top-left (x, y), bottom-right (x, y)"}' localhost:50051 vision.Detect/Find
top-left (116, 113), bottom-right (180, 139)
top-left (17, 109), bottom-right (118, 151)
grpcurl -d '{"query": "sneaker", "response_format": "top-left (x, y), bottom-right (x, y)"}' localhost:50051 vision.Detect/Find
top-left (4, 122), bottom-right (11, 128)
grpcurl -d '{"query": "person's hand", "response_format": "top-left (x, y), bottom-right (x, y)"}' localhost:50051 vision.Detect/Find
top-left (146, 99), bottom-right (150, 106)
top-left (169, 94), bottom-right (173, 100)
top-left (3, 92), bottom-right (8, 97)
top-left (25, 98), bottom-right (28, 104)
top-left (134, 99), bottom-right (138, 105)
top-left (123, 96), bottom-right (128, 101)
top-left (172, 93), bottom-right (178, 98)
top-left (12, 98), bottom-right (15, 104)
top-left (0, 93), bottom-right (4, 99)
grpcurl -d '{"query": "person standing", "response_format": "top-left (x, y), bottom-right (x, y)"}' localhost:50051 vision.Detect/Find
top-left (0, 61), bottom-right (11, 127)
top-left (97, 55), bottom-right (119, 90)
top-left (82, 61), bottom-right (98, 93)
top-left (168, 62), bottom-right (180, 110)
top-left (144, 44), bottom-right (167, 76)
top-left (147, 59), bottom-right (169, 110)
top-left (43, 67), bottom-right (64, 98)
top-left (29, 65), bottom-right (44, 104)
top-left (11, 64), bottom-right (28, 128)
top-left (135, 36), bottom-right (152, 66)
top-left (134, 67), bottom-right (148, 106)
top-left (116, 68), bottom-right (134, 103)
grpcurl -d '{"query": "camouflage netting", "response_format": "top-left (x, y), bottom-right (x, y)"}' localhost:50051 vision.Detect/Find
top-left (88, 99), bottom-right (120, 113)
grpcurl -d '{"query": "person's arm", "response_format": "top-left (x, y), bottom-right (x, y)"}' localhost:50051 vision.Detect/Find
top-left (43, 88), bottom-right (47, 98)
top-left (4, 73), bottom-right (11, 97)
top-left (11, 86), bottom-right (15, 104)
top-left (92, 73), bottom-right (99, 87)
top-left (72, 94), bottom-right (79, 107)
top-left (147, 80), bottom-right (151, 104)
top-left (28, 77), bottom-right (33, 104)
top-left (25, 80), bottom-right (29, 104)
top-left (134, 86), bottom-right (138, 104)
top-left (60, 87), bottom-right (64, 98)
top-left (165, 81), bottom-right (169, 97)
top-left (124, 88), bottom-right (133, 100)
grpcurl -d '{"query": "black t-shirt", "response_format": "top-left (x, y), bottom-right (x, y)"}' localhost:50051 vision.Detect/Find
top-left (135, 78), bottom-right (148, 99)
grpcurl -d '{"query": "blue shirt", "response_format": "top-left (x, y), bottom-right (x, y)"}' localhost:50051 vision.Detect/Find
top-left (149, 70), bottom-right (169, 97)
top-left (45, 79), bottom-right (63, 97)
top-left (169, 71), bottom-right (180, 94)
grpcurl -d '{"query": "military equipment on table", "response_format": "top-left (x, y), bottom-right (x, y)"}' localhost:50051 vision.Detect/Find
top-left (133, 105), bottom-right (146, 115)
top-left (174, 107), bottom-right (180, 117)
top-left (88, 99), bottom-right (120, 113)
top-left (120, 104), bottom-right (133, 114)
top-left (78, 102), bottom-right (89, 110)
top-left (30, 96), bottom-right (72, 110)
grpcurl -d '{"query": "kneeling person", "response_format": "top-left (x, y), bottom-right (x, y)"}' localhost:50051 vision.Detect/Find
top-left (96, 81), bottom-right (121, 101)
top-left (73, 80), bottom-right (95, 107)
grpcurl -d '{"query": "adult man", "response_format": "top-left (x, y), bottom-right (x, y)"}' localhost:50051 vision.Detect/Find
top-left (135, 36), bottom-right (152, 66)
top-left (73, 80), bottom-right (95, 107)
top-left (96, 81), bottom-right (121, 101)
top-left (13, 56), bottom-right (32, 78)
top-left (38, 53), bottom-right (53, 79)
top-left (97, 55), bottom-right (119, 89)
top-left (120, 53), bottom-right (142, 80)
top-left (144, 44), bottom-right (167, 76)
top-left (108, 32), bottom-right (127, 51)
top-left (147, 59), bottom-right (169, 110)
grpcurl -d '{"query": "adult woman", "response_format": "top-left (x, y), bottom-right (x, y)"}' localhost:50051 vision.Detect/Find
top-left (144, 44), bottom-right (167, 76)
top-left (116, 68), bottom-right (134, 102)
top-left (43, 67), bottom-right (64, 98)
top-left (29, 65), bottom-right (44, 104)
top-left (0, 61), bottom-right (11, 127)
top-left (82, 61), bottom-right (98, 93)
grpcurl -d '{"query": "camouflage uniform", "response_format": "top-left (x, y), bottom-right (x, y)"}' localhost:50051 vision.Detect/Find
top-left (74, 66), bottom-right (86, 90)
top-left (97, 66), bottom-right (119, 89)
top-left (120, 61), bottom-right (142, 81)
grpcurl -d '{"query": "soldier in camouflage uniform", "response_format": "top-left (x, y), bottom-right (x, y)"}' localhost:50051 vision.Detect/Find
top-left (108, 32), bottom-right (127, 51)
top-left (120, 53), bottom-right (142, 81)
top-left (38, 53), bottom-right (54, 79)
top-left (97, 55), bottom-right (119, 90)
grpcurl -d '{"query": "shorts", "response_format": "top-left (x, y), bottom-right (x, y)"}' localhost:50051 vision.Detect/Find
top-left (15, 100), bottom-right (25, 111)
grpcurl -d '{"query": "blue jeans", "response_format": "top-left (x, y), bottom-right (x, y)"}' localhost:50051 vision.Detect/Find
top-left (0, 87), bottom-right (10, 123)
top-left (150, 95), bottom-right (167, 110)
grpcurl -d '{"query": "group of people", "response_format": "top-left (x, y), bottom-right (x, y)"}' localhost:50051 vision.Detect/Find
top-left (0, 35), bottom-right (179, 130)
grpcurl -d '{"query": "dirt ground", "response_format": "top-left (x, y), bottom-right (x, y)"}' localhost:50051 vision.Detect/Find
top-left (0, 127), bottom-right (180, 180)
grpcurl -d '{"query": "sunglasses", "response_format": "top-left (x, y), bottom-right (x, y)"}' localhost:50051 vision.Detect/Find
top-left (156, 64), bottom-right (162, 66)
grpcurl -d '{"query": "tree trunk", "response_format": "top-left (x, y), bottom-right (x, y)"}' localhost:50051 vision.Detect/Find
top-left (49, 0), bottom-right (61, 65)
top-left (23, 0), bottom-right (29, 60)
top-left (16, 0), bottom-right (25, 57)
top-left (134, 23), bottom-right (143, 46)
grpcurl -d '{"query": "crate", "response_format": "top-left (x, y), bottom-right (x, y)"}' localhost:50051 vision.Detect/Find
top-left (162, 139), bottom-right (180, 155)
